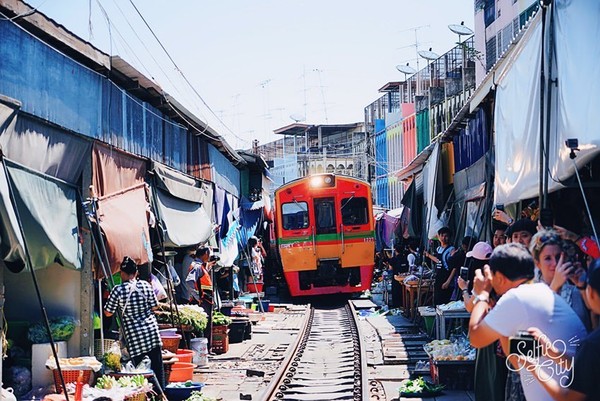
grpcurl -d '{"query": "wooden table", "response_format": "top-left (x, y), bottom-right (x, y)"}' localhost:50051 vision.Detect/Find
top-left (401, 280), bottom-right (434, 320)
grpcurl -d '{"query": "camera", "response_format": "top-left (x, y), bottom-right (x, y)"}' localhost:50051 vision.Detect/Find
top-left (209, 255), bottom-right (221, 262)
top-left (459, 266), bottom-right (469, 282)
top-left (565, 138), bottom-right (579, 150)
top-left (509, 330), bottom-right (539, 358)
top-left (495, 204), bottom-right (505, 212)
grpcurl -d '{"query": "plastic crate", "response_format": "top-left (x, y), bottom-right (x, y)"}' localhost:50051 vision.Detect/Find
top-left (429, 358), bottom-right (475, 390)
top-left (212, 333), bottom-right (229, 354)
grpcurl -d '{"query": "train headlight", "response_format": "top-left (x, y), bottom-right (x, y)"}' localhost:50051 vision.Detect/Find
top-left (310, 176), bottom-right (323, 188)
top-left (310, 174), bottom-right (335, 188)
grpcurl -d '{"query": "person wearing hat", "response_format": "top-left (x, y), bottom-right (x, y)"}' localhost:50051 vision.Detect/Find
top-left (104, 256), bottom-right (164, 389)
top-left (508, 218), bottom-right (537, 247)
top-left (522, 258), bottom-right (600, 400)
top-left (456, 241), bottom-right (505, 401)
top-left (459, 241), bottom-right (494, 297)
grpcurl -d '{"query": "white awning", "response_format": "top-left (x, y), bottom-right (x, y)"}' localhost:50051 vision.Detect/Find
top-left (494, 2), bottom-right (600, 204)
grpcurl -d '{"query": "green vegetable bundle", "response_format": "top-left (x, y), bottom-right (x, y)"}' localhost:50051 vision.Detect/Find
top-left (155, 304), bottom-right (208, 334)
top-left (185, 391), bottom-right (216, 401)
top-left (27, 316), bottom-right (77, 344)
top-left (211, 312), bottom-right (232, 326)
top-left (398, 377), bottom-right (444, 395)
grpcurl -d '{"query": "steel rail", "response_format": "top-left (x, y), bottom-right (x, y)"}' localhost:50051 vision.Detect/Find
top-left (263, 301), bottom-right (366, 400)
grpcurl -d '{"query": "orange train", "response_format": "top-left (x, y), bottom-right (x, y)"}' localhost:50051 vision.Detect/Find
top-left (273, 174), bottom-right (375, 297)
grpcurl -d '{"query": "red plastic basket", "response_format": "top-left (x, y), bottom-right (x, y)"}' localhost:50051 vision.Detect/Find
top-left (52, 369), bottom-right (92, 393)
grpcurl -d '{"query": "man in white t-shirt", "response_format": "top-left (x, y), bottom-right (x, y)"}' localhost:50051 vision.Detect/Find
top-left (469, 243), bottom-right (587, 401)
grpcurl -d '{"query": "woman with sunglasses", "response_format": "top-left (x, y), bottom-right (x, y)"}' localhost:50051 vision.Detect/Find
top-left (529, 229), bottom-right (591, 331)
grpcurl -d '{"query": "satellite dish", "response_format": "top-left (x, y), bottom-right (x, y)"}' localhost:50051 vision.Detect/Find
top-left (448, 24), bottom-right (474, 36)
top-left (396, 64), bottom-right (416, 75)
top-left (418, 49), bottom-right (439, 61)
top-left (290, 114), bottom-right (305, 123)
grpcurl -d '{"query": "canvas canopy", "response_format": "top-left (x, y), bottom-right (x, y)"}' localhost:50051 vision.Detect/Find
top-left (151, 162), bottom-right (213, 248)
top-left (2, 159), bottom-right (82, 271)
top-left (92, 143), bottom-right (150, 276)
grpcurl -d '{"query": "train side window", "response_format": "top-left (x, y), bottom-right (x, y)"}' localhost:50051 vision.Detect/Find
top-left (314, 197), bottom-right (337, 234)
top-left (282, 202), bottom-right (309, 230)
top-left (341, 197), bottom-right (368, 225)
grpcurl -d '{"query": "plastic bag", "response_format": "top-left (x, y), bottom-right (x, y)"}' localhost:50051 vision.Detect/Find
top-left (4, 366), bottom-right (31, 396)
top-left (0, 387), bottom-right (16, 401)
top-left (121, 356), bottom-right (151, 373)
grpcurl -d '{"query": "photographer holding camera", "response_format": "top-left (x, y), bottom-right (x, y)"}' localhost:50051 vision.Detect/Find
top-left (185, 246), bottom-right (217, 348)
top-left (468, 243), bottom-right (587, 401)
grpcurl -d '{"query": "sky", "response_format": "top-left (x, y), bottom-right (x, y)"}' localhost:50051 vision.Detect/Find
top-left (35, 0), bottom-right (474, 150)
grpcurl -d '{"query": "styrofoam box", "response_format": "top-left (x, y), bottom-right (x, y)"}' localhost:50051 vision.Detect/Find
top-left (32, 341), bottom-right (67, 387)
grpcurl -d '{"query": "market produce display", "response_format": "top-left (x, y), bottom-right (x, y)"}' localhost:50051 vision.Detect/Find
top-left (398, 377), bottom-right (444, 397)
top-left (96, 374), bottom-right (148, 389)
top-left (103, 351), bottom-right (122, 372)
top-left (423, 336), bottom-right (476, 361)
top-left (437, 301), bottom-right (466, 311)
top-left (155, 304), bottom-right (208, 333)
top-left (45, 356), bottom-right (103, 372)
top-left (211, 312), bottom-right (232, 326)
top-left (28, 316), bottom-right (77, 343)
top-left (185, 391), bottom-right (216, 401)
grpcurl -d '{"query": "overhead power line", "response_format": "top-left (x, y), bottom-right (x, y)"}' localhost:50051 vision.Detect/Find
top-left (126, 0), bottom-right (249, 145)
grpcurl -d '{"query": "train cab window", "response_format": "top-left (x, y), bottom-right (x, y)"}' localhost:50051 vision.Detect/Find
top-left (314, 197), bottom-right (337, 234)
top-left (282, 202), bottom-right (309, 230)
top-left (341, 197), bottom-right (369, 225)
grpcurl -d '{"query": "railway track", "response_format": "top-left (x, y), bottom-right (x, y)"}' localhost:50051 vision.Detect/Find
top-left (263, 302), bottom-right (368, 401)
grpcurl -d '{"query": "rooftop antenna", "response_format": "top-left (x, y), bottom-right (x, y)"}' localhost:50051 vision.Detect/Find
top-left (398, 25), bottom-right (429, 94)
top-left (395, 63), bottom-right (417, 103)
top-left (448, 22), bottom-right (474, 104)
top-left (313, 68), bottom-right (329, 123)
top-left (259, 79), bottom-right (272, 136)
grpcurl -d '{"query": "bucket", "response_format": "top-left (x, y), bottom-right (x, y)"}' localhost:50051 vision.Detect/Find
top-left (168, 362), bottom-right (195, 383)
top-left (229, 319), bottom-right (249, 344)
top-left (247, 282), bottom-right (263, 293)
top-left (175, 349), bottom-right (194, 363)
top-left (190, 337), bottom-right (208, 367)
top-left (259, 299), bottom-right (270, 312)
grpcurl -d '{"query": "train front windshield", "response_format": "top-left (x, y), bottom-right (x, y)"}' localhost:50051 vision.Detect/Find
top-left (341, 197), bottom-right (369, 225)
top-left (314, 197), bottom-right (336, 234)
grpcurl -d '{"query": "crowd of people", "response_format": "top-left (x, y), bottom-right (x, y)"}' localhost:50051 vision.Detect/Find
top-left (381, 204), bottom-right (600, 401)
